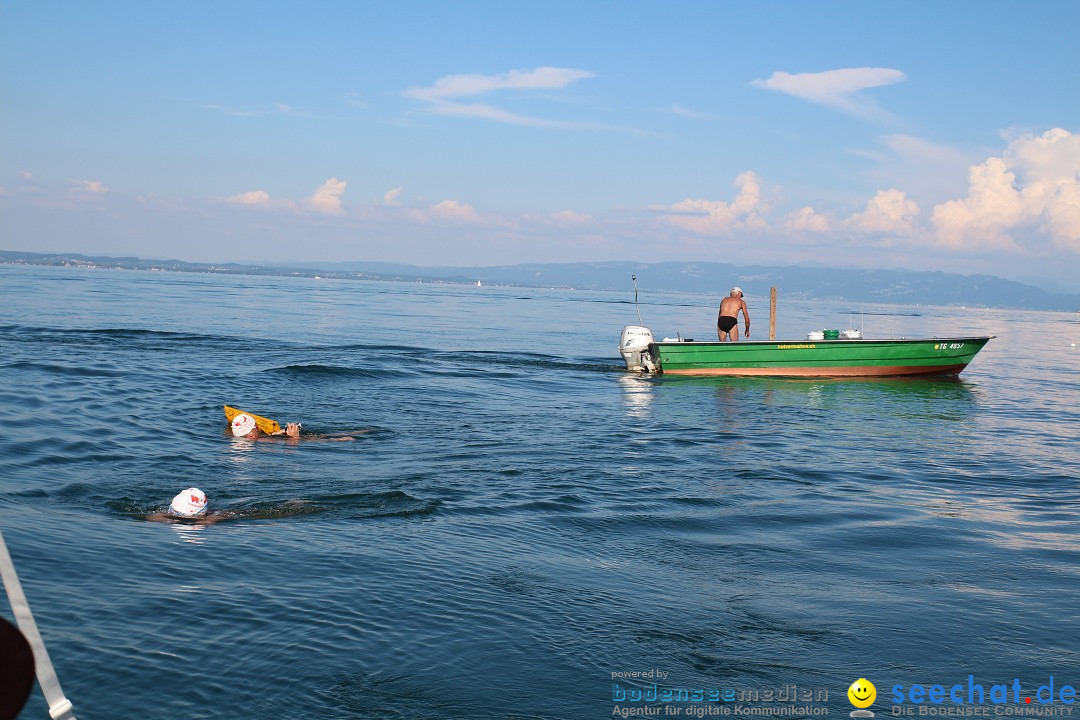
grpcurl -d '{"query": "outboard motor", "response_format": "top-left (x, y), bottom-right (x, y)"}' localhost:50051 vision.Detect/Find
top-left (619, 325), bottom-right (657, 372)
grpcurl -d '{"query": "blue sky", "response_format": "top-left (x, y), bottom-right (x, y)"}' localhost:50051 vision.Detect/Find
top-left (3, 1), bottom-right (1079, 289)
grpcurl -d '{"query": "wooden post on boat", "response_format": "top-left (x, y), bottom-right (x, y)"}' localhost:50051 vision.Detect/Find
top-left (769, 287), bottom-right (777, 341)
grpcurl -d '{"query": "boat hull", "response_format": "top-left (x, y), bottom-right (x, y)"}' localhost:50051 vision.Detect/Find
top-left (648, 337), bottom-right (992, 377)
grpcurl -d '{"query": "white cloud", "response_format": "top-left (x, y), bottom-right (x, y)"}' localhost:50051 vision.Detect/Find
top-left (307, 178), bottom-right (347, 215)
top-left (1046, 184), bottom-right (1080, 253)
top-left (73, 180), bottom-right (108, 194)
top-left (65, 180), bottom-right (109, 203)
top-left (275, 103), bottom-right (315, 118)
top-left (847, 134), bottom-right (976, 207)
top-left (845, 189), bottom-right (920, 235)
top-left (429, 199), bottom-right (480, 222)
top-left (404, 66), bottom-right (595, 126)
top-left (1009, 127), bottom-right (1080, 183)
top-left (422, 101), bottom-right (551, 126)
top-left (931, 128), bottom-right (1080, 252)
top-left (19, 170), bottom-right (33, 180)
top-left (785, 206), bottom-right (831, 233)
top-left (41, 178), bottom-right (111, 207)
top-left (658, 172), bottom-right (770, 235)
top-left (669, 105), bottom-right (711, 119)
top-left (551, 210), bottom-right (593, 225)
top-left (384, 187), bottom-right (402, 206)
top-left (649, 132), bottom-right (1076, 256)
top-left (753, 67), bottom-right (906, 119)
top-left (228, 190), bottom-right (272, 206)
top-left (931, 159), bottom-right (1025, 250)
top-left (405, 66), bottom-right (595, 101)
top-left (224, 189), bottom-right (297, 212)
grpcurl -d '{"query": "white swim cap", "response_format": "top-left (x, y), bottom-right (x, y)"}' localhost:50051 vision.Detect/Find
top-left (731, 286), bottom-right (743, 296)
top-left (231, 413), bottom-right (257, 437)
top-left (169, 488), bottom-right (208, 517)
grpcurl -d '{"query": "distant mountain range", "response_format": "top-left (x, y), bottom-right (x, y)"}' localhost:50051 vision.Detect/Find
top-left (3, 250), bottom-right (1078, 312)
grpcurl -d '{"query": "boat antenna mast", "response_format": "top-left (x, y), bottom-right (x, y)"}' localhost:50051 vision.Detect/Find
top-left (632, 274), bottom-right (644, 325)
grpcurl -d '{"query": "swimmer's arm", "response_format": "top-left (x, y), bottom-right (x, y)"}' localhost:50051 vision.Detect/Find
top-left (271, 422), bottom-right (302, 437)
top-left (144, 511), bottom-right (227, 525)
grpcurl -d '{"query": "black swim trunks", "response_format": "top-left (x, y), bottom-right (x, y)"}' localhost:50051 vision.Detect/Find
top-left (717, 315), bottom-right (738, 332)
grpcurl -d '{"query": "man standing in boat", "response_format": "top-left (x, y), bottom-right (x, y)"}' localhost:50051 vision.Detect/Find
top-left (717, 287), bottom-right (750, 341)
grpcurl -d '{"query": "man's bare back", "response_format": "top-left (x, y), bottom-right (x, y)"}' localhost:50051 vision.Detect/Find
top-left (717, 288), bottom-right (750, 341)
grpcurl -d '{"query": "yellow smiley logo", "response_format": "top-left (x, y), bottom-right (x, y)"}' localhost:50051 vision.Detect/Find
top-left (848, 678), bottom-right (876, 709)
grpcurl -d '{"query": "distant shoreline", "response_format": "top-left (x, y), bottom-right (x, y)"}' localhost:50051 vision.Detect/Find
top-left (3, 249), bottom-right (1078, 312)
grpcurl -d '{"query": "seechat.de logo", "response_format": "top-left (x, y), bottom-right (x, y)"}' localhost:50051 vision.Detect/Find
top-left (849, 678), bottom-right (877, 718)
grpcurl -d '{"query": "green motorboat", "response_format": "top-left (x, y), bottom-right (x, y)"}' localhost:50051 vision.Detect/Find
top-left (619, 325), bottom-right (992, 377)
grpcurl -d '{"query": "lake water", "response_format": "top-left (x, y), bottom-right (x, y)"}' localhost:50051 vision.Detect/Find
top-left (1, 264), bottom-right (1078, 719)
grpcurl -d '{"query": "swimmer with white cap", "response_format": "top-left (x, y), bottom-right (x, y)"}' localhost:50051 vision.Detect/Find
top-left (144, 487), bottom-right (224, 524)
top-left (230, 413), bottom-right (301, 440)
top-left (229, 410), bottom-right (369, 443)
top-left (146, 491), bottom-right (325, 525)
top-left (168, 488), bottom-right (208, 517)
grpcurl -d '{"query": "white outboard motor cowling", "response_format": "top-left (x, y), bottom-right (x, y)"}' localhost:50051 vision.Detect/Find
top-left (619, 325), bottom-right (657, 372)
